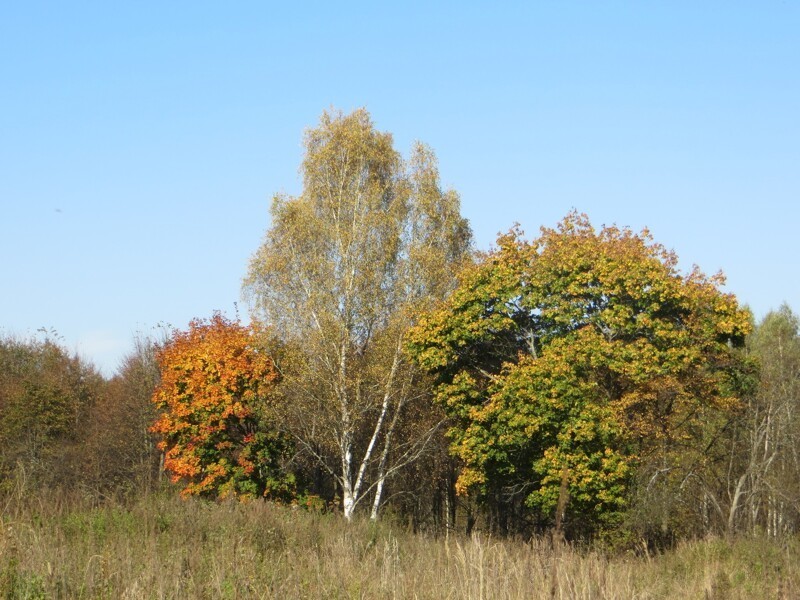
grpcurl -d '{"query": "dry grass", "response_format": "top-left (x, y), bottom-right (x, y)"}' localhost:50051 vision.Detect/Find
top-left (1, 491), bottom-right (798, 599)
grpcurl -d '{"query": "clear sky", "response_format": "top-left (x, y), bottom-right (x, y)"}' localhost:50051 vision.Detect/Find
top-left (2, 2), bottom-right (798, 376)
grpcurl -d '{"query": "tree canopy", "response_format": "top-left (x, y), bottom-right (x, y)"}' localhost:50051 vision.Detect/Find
top-left (407, 212), bottom-right (752, 536)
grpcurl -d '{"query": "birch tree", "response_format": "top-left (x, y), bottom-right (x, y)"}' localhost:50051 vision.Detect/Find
top-left (722, 305), bottom-right (800, 536)
top-left (244, 109), bottom-right (471, 520)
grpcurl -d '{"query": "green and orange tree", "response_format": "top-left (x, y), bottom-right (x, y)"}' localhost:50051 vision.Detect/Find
top-left (151, 314), bottom-right (295, 500)
top-left (407, 213), bottom-right (752, 537)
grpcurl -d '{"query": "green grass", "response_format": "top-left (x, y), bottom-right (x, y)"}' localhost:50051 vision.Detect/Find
top-left (1, 491), bottom-right (797, 599)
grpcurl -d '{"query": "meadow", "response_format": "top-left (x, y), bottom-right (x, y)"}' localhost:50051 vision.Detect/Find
top-left (1, 488), bottom-right (797, 599)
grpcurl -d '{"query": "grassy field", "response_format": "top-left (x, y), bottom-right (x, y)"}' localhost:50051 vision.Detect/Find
top-left (1, 490), bottom-right (797, 599)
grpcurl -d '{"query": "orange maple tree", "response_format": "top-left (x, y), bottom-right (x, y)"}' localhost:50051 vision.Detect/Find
top-left (151, 314), bottom-right (295, 500)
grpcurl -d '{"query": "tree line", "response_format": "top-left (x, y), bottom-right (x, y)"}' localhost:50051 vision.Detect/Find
top-left (2, 109), bottom-right (799, 547)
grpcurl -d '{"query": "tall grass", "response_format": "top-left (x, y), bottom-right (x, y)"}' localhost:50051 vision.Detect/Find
top-left (1, 489), bottom-right (797, 599)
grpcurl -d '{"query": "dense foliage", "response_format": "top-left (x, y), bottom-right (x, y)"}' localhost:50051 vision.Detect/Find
top-left (0, 333), bottom-right (160, 496)
top-left (407, 213), bottom-right (753, 537)
top-left (151, 315), bottom-right (295, 500)
top-left (0, 335), bottom-right (102, 492)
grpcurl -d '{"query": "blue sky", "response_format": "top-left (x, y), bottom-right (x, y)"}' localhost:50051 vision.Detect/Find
top-left (2, 2), bottom-right (798, 375)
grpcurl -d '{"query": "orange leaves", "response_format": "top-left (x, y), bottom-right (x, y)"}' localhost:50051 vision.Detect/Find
top-left (152, 315), bottom-right (276, 424)
top-left (151, 314), bottom-right (294, 501)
